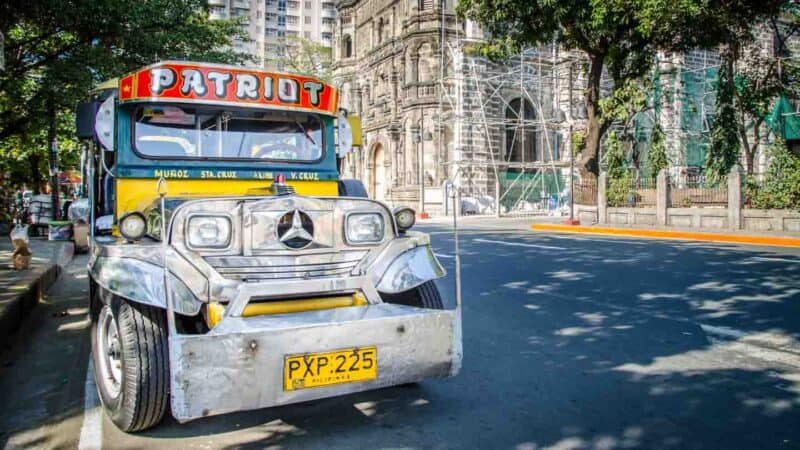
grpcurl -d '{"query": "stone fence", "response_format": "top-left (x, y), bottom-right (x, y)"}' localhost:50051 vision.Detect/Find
top-left (574, 168), bottom-right (800, 233)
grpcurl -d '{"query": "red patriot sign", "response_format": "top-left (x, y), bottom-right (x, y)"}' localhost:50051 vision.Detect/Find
top-left (118, 62), bottom-right (339, 115)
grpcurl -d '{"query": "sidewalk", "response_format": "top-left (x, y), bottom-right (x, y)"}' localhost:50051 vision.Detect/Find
top-left (531, 222), bottom-right (800, 247)
top-left (0, 238), bottom-right (74, 344)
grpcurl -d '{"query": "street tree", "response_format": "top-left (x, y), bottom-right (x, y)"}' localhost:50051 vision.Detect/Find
top-left (456, 0), bottom-right (784, 181)
top-left (273, 37), bottom-right (333, 83)
top-left (732, 8), bottom-right (800, 174)
top-left (0, 0), bottom-right (251, 190)
top-left (706, 47), bottom-right (741, 184)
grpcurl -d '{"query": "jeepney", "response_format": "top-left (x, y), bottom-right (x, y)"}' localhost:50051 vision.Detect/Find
top-left (75, 61), bottom-right (461, 432)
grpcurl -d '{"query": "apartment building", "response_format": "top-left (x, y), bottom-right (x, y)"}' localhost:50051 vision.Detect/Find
top-left (208, 0), bottom-right (336, 70)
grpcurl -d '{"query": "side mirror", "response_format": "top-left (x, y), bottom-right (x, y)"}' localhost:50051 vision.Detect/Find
top-left (337, 112), bottom-right (362, 157)
top-left (94, 96), bottom-right (115, 151)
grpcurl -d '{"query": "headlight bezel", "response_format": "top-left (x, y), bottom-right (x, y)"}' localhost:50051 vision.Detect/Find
top-left (185, 213), bottom-right (233, 250)
top-left (345, 212), bottom-right (385, 245)
top-left (393, 206), bottom-right (416, 232)
top-left (119, 212), bottom-right (147, 242)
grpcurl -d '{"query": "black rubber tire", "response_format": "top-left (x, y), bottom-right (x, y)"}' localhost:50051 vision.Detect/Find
top-left (91, 299), bottom-right (169, 432)
top-left (379, 280), bottom-right (444, 309)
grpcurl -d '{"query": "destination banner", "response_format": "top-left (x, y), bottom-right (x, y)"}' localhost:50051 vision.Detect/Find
top-left (118, 61), bottom-right (339, 115)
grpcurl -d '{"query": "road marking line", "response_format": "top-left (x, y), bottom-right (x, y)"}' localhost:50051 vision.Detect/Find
top-left (531, 223), bottom-right (800, 247)
top-left (750, 256), bottom-right (800, 264)
top-left (78, 356), bottom-right (103, 450)
top-left (473, 238), bottom-right (566, 250)
top-left (434, 253), bottom-right (454, 259)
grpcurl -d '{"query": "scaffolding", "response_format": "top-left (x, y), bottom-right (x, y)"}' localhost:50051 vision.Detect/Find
top-left (432, 13), bottom-right (747, 216)
top-left (436, 31), bottom-right (597, 217)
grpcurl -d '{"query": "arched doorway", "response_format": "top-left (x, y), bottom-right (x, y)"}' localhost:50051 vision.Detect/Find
top-left (371, 143), bottom-right (386, 201)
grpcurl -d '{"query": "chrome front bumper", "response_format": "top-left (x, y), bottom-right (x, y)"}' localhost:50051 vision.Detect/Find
top-left (169, 302), bottom-right (462, 422)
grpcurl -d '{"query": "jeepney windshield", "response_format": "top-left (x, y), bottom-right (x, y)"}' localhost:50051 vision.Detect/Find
top-left (133, 105), bottom-right (324, 162)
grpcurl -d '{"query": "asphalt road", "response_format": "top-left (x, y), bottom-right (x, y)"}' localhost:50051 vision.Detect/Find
top-left (2, 221), bottom-right (800, 449)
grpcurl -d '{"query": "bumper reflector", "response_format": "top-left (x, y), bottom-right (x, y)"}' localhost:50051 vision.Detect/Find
top-left (205, 292), bottom-right (369, 329)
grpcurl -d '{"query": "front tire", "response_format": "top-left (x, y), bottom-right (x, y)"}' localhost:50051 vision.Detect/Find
top-left (380, 280), bottom-right (444, 309)
top-left (91, 299), bottom-right (169, 432)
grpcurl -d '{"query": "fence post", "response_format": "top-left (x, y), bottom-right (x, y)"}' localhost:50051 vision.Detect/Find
top-left (656, 169), bottom-right (668, 226)
top-left (597, 172), bottom-right (607, 224)
top-left (728, 166), bottom-right (742, 230)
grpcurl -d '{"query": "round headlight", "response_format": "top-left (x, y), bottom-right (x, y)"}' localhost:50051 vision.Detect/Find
top-left (119, 212), bottom-right (147, 241)
top-left (393, 207), bottom-right (416, 232)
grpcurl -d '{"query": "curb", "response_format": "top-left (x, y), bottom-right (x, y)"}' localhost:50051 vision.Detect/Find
top-left (0, 264), bottom-right (62, 345)
top-left (530, 224), bottom-right (800, 248)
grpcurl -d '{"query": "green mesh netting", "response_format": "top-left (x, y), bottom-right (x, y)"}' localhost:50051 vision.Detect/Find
top-left (765, 96), bottom-right (800, 141)
top-left (631, 63), bottom-right (717, 173)
top-left (499, 170), bottom-right (566, 210)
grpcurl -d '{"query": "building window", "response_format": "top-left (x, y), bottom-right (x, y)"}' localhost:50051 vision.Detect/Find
top-left (305, 15), bottom-right (311, 24)
top-left (418, 0), bottom-right (434, 10)
top-left (304, 31), bottom-right (311, 39)
top-left (277, 15), bottom-right (286, 25)
top-left (305, 0), bottom-right (311, 8)
top-left (505, 98), bottom-right (537, 169)
top-left (342, 34), bottom-right (353, 58)
top-left (277, 0), bottom-right (286, 11)
top-left (287, 15), bottom-right (298, 24)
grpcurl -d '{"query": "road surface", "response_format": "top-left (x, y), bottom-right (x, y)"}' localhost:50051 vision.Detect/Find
top-left (2, 221), bottom-right (799, 449)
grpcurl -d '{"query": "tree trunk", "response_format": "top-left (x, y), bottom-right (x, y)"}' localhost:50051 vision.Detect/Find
top-left (28, 153), bottom-right (43, 194)
top-left (579, 53), bottom-right (605, 182)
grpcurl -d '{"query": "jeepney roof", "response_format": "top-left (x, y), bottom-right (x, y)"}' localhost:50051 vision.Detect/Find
top-left (116, 61), bottom-right (339, 116)
top-left (91, 78), bottom-right (119, 94)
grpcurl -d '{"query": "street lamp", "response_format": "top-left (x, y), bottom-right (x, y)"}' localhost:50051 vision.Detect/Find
top-left (412, 122), bottom-right (433, 216)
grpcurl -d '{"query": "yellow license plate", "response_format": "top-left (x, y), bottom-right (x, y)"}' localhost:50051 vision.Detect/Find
top-left (284, 347), bottom-right (377, 391)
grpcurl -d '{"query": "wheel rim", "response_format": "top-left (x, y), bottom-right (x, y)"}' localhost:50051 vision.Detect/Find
top-left (97, 307), bottom-right (122, 398)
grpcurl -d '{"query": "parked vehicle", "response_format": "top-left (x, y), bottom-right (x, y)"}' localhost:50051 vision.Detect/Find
top-left (75, 62), bottom-right (462, 432)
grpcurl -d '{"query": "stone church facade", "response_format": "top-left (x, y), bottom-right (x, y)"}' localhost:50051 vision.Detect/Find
top-left (332, 0), bottom-right (457, 212)
top-left (332, 0), bottom-right (580, 214)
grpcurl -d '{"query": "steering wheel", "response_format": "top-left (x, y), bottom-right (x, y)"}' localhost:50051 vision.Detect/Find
top-left (253, 143), bottom-right (300, 160)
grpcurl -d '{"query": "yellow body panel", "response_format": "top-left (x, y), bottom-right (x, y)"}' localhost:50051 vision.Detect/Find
top-left (116, 178), bottom-right (339, 215)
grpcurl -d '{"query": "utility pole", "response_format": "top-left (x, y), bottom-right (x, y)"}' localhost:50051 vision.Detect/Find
top-left (47, 98), bottom-right (60, 220)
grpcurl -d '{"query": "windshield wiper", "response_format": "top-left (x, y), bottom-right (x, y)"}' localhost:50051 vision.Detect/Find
top-left (295, 121), bottom-right (316, 146)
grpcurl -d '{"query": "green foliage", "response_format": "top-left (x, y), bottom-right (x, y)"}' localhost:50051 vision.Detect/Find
top-left (607, 171), bottom-right (633, 207)
top-left (647, 123), bottom-right (668, 177)
top-left (571, 130), bottom-right (586, 157)
top-left (456, 0), bottom-right (783, 177)
top-left (598, 78), bottom-right (650, 129)
top-left (604, 131), bottom-right (627, 179)
top-left (705, 55), bottom-right (740, 185)
top-left (0, 0), bottom-right (252, 187)
top-left (273, 37), bottom-right (333, 82)
top-left (745, 140), bottom-right (800, 209)
top-left (604, 130), bottom-right (635, 207)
